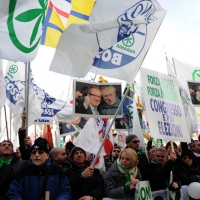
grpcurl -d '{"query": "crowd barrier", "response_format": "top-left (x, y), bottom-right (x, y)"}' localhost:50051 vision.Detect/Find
top-left (103, 184), bottom-right (189, 200)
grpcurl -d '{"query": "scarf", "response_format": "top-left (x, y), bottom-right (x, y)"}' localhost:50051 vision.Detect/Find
top-left (117, 159), bottom-right (138, 186)
top-left (0, 157), bottom-right (12, 168)
top-left (136, 148), bottom-right (143, 160)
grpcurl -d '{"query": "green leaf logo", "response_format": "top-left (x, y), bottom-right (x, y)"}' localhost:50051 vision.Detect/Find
top-left (9, 65), bottom-right (18, 74)
top-left (7, 0), bottom-right (48, 53)
top-left (192, 69), bottom-right (200, 81)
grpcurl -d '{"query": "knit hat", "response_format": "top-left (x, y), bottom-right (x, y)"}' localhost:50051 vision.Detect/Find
top-left (71, 147), bottom-right (86, 160)
top-left (31, 137), bottom-right (50, 154)
top-left (126, 134), bottom-right (138, 144)
top-left (181, 149), bottom-right (194, 160)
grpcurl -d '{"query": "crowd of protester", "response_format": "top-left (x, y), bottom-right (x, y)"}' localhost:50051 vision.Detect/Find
top-left (0, 112), bottom-right (200, 199)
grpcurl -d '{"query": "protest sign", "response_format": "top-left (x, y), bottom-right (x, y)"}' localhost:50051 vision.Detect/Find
top-left (140, 68), bottom-right (190, 142)
top-left (134, 181), bottom-right (152, 200)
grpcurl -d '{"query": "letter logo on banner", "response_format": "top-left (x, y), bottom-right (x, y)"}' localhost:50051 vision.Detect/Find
top-left (93, 1), bottom-right (157, 70)
top-left (140, 68), bottom-right (190, 142)
top-left (134, 181), bottom-right (152, 200)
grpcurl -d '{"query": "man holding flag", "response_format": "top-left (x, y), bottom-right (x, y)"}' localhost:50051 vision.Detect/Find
top-left (65, 147), bottom-right (104, 200)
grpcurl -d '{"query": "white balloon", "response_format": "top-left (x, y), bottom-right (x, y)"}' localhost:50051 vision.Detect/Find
top-left (188, 182), bottom-right (200, 199)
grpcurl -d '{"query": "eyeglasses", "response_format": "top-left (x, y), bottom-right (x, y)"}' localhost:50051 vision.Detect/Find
top-left (31, 150), bottom-right (45, 155)
top-left (89, 93), bottom-right (101, 99)
top-left (182, 156), bottom-right (192, 160)
top-left (113, 150), bottom-right (120, 153)
top-left (131, 140), bottom-right (140, 144)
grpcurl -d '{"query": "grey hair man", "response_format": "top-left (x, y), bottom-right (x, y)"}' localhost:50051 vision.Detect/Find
top-left (146, 147), bottom-right (181, 191)
top-left (100, 85), bottom-right (121, 115)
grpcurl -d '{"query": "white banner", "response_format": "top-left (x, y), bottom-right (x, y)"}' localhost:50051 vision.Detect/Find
top-left (0, 0), bottom-right (45, 61)
top-left (50, 0), bottom-right (166, 81)
top-left (5, 62), bottom-right (76, 130)
top-left (140, 68), bottom-right (190, 142)
top-left (0, 59), bottom-right (5, 109)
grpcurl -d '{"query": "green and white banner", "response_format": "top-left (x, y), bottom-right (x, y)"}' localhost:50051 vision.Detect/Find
top-left (0, 0), bottom-right (48, 61)
top-left (140, 68), bottom-right (190, 142)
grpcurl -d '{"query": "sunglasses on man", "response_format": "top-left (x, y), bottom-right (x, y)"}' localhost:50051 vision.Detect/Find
top-left (130, 140), bottom-right (140, 144)
top-left (31, 150), bottom-right (45, 155)
top-left (113, 150), bottom-right (120, 153)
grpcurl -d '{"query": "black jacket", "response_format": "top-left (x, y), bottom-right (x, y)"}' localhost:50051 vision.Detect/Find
top-left (18, 129), bottom-right (31, 160)
top-left (135, 149), bottom-right (149, 180)
top-left (0, 164), bottom-right (14, 200)
top-left (146, 159), bottom-right (181, 191)
top-left (65, 163), bottom-right (104, 200)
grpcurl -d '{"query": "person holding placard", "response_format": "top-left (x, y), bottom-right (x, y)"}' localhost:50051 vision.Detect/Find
top-left (104, 148), bottom-right (142, 200)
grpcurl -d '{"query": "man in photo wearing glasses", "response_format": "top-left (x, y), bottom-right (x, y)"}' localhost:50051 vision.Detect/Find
top-left (7, 137), bottom-right (72, 200)
top-left (100, 85), bottom-right (121, 115)
top-left (75, 85), bottom-right (102, 115)
top-left (125, 134), bottom-right (149, 180)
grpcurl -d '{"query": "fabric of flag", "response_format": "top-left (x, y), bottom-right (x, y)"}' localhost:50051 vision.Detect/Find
top-left (0, 59), bottom-right (5, 109)
top-left (97, 118), bottom-right (113, 154)
top-left (167, 58), bottom-right (199, 136)
top-left (43, 124), bottom-right (54, 148)
top-left (41, 0), bottom-right (95, 48)
top-left (0, 0), bottom-right (47, 62)
top-left (130, 100), bottom-right (147, 153)
top-left (173, 58), bottom-right (200, 89)
top-left (5, 61), bottom-right (77, 132)
top-left (49, 0), bottom-right (166, 81)
top-left (122, 83), bottom-right (134, 125)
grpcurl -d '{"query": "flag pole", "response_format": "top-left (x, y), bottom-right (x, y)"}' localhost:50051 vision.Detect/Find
top-left (9, 109), bottom-right (12, 141)
top-left (91, 86), bottom-right (130, 167)
top-left (4, 105), bottom-right (9, 140)
top-left (25, 62), bottom-right (30, 137)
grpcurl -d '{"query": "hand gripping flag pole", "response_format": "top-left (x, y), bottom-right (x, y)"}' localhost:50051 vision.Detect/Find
top-left (91, 85), bottom-right (130, 167)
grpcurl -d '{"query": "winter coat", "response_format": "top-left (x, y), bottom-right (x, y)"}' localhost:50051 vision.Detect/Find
top-left (0, 164), bottom-right (14, 200)
top-left (104, 161), bottom-right (142, 200)
top-left (146, 159), bottom-right (181, 191)
top-left (174, 151), bottom-right (200, 185)
top-left (7, 158), bottom-right (71, 200)
top-left (65, 163), bottom-right (104, 200)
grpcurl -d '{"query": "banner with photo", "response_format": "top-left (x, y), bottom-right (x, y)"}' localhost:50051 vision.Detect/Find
top-left (59, 117), bottom-right (89, 136)
top-left (187, 81), bottom-right (200, 107)
top-left (140, 68), bottom-right (190, 142)
top-left (73, 79), bottom-right (122, 118)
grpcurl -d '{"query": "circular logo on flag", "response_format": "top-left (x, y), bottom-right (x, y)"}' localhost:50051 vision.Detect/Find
top-left (7, 0), bottom-right (48, 53)
top-left (93, 1), bottom-right (157, 70)
top-left (192, 69), bottom-right (200, 81)
top-left (9, 65), bottom-right (18, 74)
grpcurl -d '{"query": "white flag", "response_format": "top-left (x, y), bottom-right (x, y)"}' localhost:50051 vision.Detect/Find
top-left (0, 0), bottom-right (47, 61)
top-left (167, 58), bottom-right (199, 136)
top-left (74, 118), bottom-right (100, 154)
top-left (50, 0), bottom-right (166, 81)
top-left (0, 59), bottom-right (6, 109)
top-left (131, 101), bottom-right (147, 152)
top-left (5, 62), bottom-right (77, 131)
top-left (173, 58), bottom-right (200, 89)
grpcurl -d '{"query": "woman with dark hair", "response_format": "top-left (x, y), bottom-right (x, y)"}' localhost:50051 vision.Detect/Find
top-left (104, 148), bottom-right (142, 199)
top-left (174, 150), bottom-right (200, 185)
top-left (165, 141), bottom-right (180, 159)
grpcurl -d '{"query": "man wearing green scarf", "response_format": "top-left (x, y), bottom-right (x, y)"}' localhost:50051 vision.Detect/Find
top-left (0, 140), bottom-right (27, 173)
top-left (0, 141), bottom-right (15, 199)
